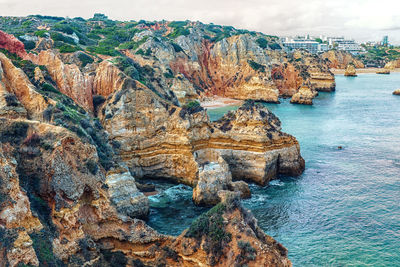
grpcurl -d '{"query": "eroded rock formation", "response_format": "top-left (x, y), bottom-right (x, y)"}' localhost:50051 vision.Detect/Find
top-left (322, 50), bottom-right (364, 69)
top-left (344, 64), bottom-right (357, 77)
top-left (290, 83), bottom-right (318, 105)
top-left (0, 17), bottom-right (315, 266)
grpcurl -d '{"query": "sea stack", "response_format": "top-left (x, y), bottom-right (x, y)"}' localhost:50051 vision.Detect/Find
top-left (393, 89), bottom-right (400, 95)
top-left (290, 82), bottom-right (318, 105)
top-left (344, 64), bottom-right (357, 76)
top-left (376, 68), bottom-right (390, 74)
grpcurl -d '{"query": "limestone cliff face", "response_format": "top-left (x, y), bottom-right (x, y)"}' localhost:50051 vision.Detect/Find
top-left (0, 118), bottom-right (149, 266)
top-left (100, 75), bottom-right (304, 187)
top-left (0, 52), bottom-right (53, 119)
top-left (290, 83), bottom-right (318, 105)
top-left (210, 101), bottom-right (305, 185)
top-left (384, 59), bottom-right (400, 69)
top-left (322, 50), bottom-right (364, 69)
top-left (32, 50), bottom-right (121, 112)
top-left (0, 20), bottom-right (308, 266)
top-left (271, 63), bottom-right (303, 97)
top-left (193, 35), bottom-right (279, 102)
top-left (0, 144), bottom-right (42, 267)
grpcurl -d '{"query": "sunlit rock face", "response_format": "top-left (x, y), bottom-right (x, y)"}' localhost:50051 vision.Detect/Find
top-left (322, 50), bottom-right (364, 69)
top-left (99, 75), bottom-right (304, 187)
top-left (344, 64), bottom-right (357, 77)
top-left (0, 18), bottom-right (315, 265)
top-left (290, 82), bottom-right (318, 105)
top-left (0, 30), bottom-right (27, 58)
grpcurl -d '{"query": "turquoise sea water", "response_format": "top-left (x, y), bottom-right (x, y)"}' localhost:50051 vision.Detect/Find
top-left (147, 73), bottom-right (400, 266)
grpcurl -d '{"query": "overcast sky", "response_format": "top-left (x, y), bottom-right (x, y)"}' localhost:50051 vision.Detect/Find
top-left (1, 0), bottom-right (400, 44)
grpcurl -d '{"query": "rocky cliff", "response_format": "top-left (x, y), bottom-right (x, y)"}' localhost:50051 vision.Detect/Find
top-left (322, 50), bottom-right (364, 69)
top-left (0, 15), bottom-right (317, 266)
top-left (385, 59), bottom-right (400, 69)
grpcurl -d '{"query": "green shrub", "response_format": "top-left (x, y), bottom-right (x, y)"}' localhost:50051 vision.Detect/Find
top-left (42, 83), bottom-right (60, 94)
top-left (77, 53), bottom-right (94, 67)
top-left (135, 48), bottom-right (145, 55)
top-left (256, 38), bottom-right (268, 49)
top-left (86, 159), bottom-right (98, 175)
top-left (171, 42), bottom-right (183, 52)
top-left (50, 32), bottom-right (75, 44)
top-left (0, 121), bottom-right (29, 144)
top-left (168, 27), bottom-right (190, 39)
top-left (22, 40), bottom-right (36, 50)
top-left (58, 44), bottom-right (79, 53)
top-left (248, 60), bottom-right (266, 73)
top-left (30, 231), bottom-right (57, 266)
top-left (185, 203), bottom-right (232, 264)
top-left (168, 21), bottom-right (188, 28)
top-left (87, 45), bottom-right (119, 56)
top-left (52, 23), bottom-right (75, 34)
top-left (269, 43), bottom-right (282, 50)
top-left (163, 71), bottom-right (174, 79)
top-left (4, 94), bottom-right (19, 107)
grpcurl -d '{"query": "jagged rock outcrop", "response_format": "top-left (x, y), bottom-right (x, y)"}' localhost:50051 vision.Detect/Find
top-left (0, 30), bottom-right (27, 59)
top-left (271, 63), bottom-right (303, 97)
top-left (0, 18), bottom-right (312, 266)
top-left (393, 89), bottom-right (400, 95)
top-left (384, 59), bottom-right (400, 70)
top-left (344, 64), bottom-right (357, 76)
top-left (0, 52), bottom-right (53, 119)
top-left (210, 101), bottom-right (305, 185)
top-left (322, 50), bottom-right (364, 69)
top-left (0, 117), bottom-right (150, 266)
top-left (100, 75), bottom-right (304, 187)
top-left (193, 150), bottom-right (250, 206)
top-left (290, 83), bottom-right (318, 105)
top-left (0, 144), bottom-right (42, 266)
top-left (170, 195), bottom-right (292, 266)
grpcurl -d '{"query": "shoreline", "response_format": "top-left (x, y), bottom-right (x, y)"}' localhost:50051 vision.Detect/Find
top-left (200, 96), bottom-right (243, 109)
top-left (331, 68), bottom-right (400, 74)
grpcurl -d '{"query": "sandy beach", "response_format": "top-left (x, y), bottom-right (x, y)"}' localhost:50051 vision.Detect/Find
top-left (331, 68), bottom-right (400, 74)
top-left (200, 96), bottom-right (243, 109)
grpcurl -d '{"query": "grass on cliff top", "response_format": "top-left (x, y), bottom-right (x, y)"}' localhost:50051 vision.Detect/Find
top-left (185, 202), bottom-right (232, 264)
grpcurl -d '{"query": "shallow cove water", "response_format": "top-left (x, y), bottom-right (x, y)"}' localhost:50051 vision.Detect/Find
top-left (147, 73), bottom-right (400, 266)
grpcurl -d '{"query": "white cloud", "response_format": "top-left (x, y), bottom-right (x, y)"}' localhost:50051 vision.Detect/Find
top-left (0, 0), bottom-right (399, 43)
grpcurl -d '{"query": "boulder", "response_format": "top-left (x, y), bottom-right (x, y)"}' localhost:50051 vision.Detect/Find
top-left (344, 64), bottom-right (357, 76)
top-left (290, 83), bottom-right (318, 105)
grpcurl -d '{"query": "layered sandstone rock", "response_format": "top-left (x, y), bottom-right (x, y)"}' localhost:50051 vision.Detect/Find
top-left (0, 144), bottom-right (42, 267)
top-left (344, 64), bottom-right (357, 76)
top-left (384, 59), bottom-right (400, 69)
top-left (271, 63), bottom-right (303, 97)
top-left (392, 89), bottom-right (400, 95)
top-left (0, 118), bottom-right (150, 266)
top-left (291, 83), bottom-right (318, 105)
top-left (376, 68), bottom-right (390, 74)
top-left (193, 150), bottom-right (250, 206)
top-left (210, 101), bottom-right (305, 185)
top-left (0, 52), bottom-right (54, 119)
top-left (100, 75), bottom-right (304, 187)
top-left (322, 50), bottom-right (364, 69)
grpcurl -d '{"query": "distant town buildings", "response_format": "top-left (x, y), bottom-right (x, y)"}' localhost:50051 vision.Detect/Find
top-left (282, 35), bottom-right (362, 55)
top-left (282, 36), bottom-right (328, 54)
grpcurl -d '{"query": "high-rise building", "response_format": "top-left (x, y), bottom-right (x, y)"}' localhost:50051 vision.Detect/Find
top-left (382, 36), bottom-right (389, 46)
